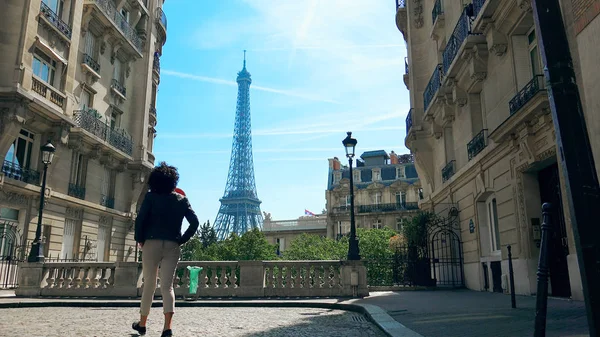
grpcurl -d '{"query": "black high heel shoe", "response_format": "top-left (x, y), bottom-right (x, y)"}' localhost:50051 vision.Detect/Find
top-left (161, 329), bottom-right (173, 337)
top-left (132, 322), bottom-right (147, 336)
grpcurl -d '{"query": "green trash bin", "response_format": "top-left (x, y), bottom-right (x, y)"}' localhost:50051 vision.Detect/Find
top-left (187, 266), bottom-right (203, 295)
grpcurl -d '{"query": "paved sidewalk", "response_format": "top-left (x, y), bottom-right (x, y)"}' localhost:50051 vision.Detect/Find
top-left (353, 290), bottom-right (589, 337)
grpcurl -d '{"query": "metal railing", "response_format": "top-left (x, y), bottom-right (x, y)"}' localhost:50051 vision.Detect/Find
top-left (423, 64), bottom-right (443, 112)
top-left (73, 108), bottom-right (133, 156)
top-left (442, 5), bottom-right (479, 74)
top-left (100, 194), bottom-right (115, 209)
top-left (509, 75), bottom-right (546, 115)
top-left (111, 79), bottom-right (126, 97)
top-left (442, 160), bottom-right (456, 183)
top-left (467, 129), bottom-right (488, 161)
top-left (358, 203), bottom-right (419, 213)
top-left (86, 0), bottom-right (142, 52)
top-left (153, 53), bottom-right (160, 74)
top-left (68, 183), bottom-right (86, 200)
top-left (473, 0), bottom-right (486, 19)
top-left (149, 106), bottom-right (157, 116)
top-left (82, 53), bottom-right (100, 73)
top-left (395, 0), bottom-right (406, 9)
top-left (40, 2), bottom-right (72, 39)
top-left (406, 108), bottom-right (413, 134)
top-left (157, 7), bottom-right (167, 30)
top-left (432, 0), bottom-right (444, 25)
top-left (404, 57), bottom-right (409, 74)
top-left (1, 160), bottom-right (40, 185)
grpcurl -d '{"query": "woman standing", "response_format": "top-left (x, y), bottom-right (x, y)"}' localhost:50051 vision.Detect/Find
top-left (132, 162), bottom-right (200, 337)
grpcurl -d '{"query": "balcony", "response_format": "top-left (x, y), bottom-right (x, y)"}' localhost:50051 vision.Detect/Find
top-left (68, 183), bottom-right (86, 200)
top-left (84, 0), bottom-right (143, 55)
top-left (2, 161), bottom-right (40, 185)
top-left (395, 0), bottom-right (408, 39)
top-left (39, 2), bottom-right (72, 40)
top-left (423, 64), bottom-right (443, 113)
top-left (73, 108), bottom-right (134, 157)
top-left (405, 108), bottom-right (413, 135)
top-left (149, 106), bottom-right (157, 117)
top-left (467, 129), bottom-right (488, 161)
top-left (81, 53), bottom-right (101, 81)
top-left (31, 76), bottom-right (65, 109)
top-left (432, 0), bottom-right (443, 25)
top-left (442, 5), bottom-right (481, 75)
top-left (489, 75), bottom-right (549, 143)
top-left (111, 79), bottom-right (126, 99)
top-left (471, 0), bottom-right (503, 34)
top-left (156, 7), bottom-right (167, 42)
top-left (358, 203), bottom-right (418, 214)
top-left (153, 53), bottom-right (160, 75)
top-left (403, 57), bottom-right (409, 89)
top-left (441, 160), bottom-right (456, 183)
top-left (100, 194), bottom-right (115, 209)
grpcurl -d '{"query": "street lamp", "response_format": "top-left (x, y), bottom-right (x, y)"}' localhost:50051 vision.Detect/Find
top-left (342, 132), bottom-right (360, 260)
top-left (27, 140), bottom-right (55, 262)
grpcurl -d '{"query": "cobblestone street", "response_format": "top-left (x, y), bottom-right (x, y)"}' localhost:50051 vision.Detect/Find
top-left (0, 307), bottom-right (387, 337)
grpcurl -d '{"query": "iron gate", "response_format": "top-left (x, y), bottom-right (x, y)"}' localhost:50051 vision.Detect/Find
top-left (428, 207), bottom-right (464, 287)
top-left (0, 222), bottom-right (24, 289)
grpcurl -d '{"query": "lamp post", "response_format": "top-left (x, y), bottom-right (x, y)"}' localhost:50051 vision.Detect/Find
top-left (27, 140), bottom-right (55, 263)
top-left (342, 132), bottom-right (360, 260)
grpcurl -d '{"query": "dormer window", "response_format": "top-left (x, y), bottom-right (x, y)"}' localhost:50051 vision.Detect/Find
top-left (333, 171), bottom-right (342, 184)
top-left (397, 166), bottom-right (405, 179)
top-left (353, 170), bottom-right (361, 183)
top-left (372, 168), bottom-right (381, 181)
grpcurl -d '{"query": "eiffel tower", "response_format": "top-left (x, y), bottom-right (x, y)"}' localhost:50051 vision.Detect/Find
top-left (214, 51), bottom-right (263, 240)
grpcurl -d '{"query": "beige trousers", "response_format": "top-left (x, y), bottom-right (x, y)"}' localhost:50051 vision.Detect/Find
top-left (140, 239), bottom-right (181, 315)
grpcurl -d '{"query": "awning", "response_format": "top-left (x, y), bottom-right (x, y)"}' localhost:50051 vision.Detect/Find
top-left (33, 37), bottom-right (68, 65)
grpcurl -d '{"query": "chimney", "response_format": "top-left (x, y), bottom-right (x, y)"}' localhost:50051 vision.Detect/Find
top-left (390, 151), bottom-right (398, 165)
top-left (332, 157), bottom-right (341, 170)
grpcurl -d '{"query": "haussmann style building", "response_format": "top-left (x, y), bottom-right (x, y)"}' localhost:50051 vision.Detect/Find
top-left (0, 0), bottom-right (167, 277)
top-left (325, 150), bottom-right (421, 239)
top-left (396, 0), bottom-right (600, 300)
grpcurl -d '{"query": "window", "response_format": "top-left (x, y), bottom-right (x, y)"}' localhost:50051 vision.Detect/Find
top-left (4, 129), bottom-right (35, 169)
top-left (487, 197), bottom-right (501, 252)
top-left (43, 224), bottom-right (52, 257)
top-left (372, 219), bottom-right (383, 230)
top-left (396, 218), bottom-right (404, 232)
top-left (528, 28), bottom-right (542, 77)
top-left (374, 192), bottom-right (381, 205)
top-left (79, 90), bottom-right (92, 109)
top-left (61, 219), bottom-right (77, 259)
top-left (333, 172), bottom-right (341, 184)
top-left (397, 167), bottom-right (405, 179)
top-left (96, 224), bottom-right (110, 261)
top-left (113, 59), bottom-right (123, 83)
top-left (43, 0), bottom-right (64, 15)
top-left (101, 168), bottom-right (116, 208)
top-left (110, 112), bottom-right (118, 130)
top-left (33, 49), bottom-right (56, 86)
top-left (69, 152), bottom-right (87, 188)
top-left (373, 169), bottom-right (381, 181)
top-left (120, 8), bottom-right (130, 23)
top-left (147, 130), bottom-right (155, 152)
top-left (345, 195), bottom-right (351, 207)
top-left (353, 170), bottom-right (360, 182)
top-left (84, 32), bottom-right (98, 59)
top-left (395, 191), bottom-right (406, 206)
top-left (276, 237), bottom-right (285, 255)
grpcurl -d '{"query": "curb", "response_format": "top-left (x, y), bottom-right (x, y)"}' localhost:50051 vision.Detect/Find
top-left (0, 299), bottom-right (423, 337)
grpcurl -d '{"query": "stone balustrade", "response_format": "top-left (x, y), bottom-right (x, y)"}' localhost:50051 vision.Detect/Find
top-left (16, 260), bottom-right (368, 298)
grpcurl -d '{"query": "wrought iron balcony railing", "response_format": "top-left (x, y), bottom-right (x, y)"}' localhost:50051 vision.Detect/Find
top-left (442, 160), bottom-right (456, 183)
top-left (473, 0), bottom-right (486, 19)
top-left (432, 0), bottom-right (444, 24)
top-left (73, 108), bottom-right (133, 156)
top-left (68, 183), bottom-right (86, 200)
top-left (87, 0), bottom-right (142, 52)
top-left (404, 57), bottom-right (409, 74)
top-left (358, 202), bottom-right (419, 214)
top-left (442, 5), bottom-right (479, 74)
top-left (40, 2), bottom-right (72, 39)
top-left (467, 129), bottom-right (488, 161)
top-left (111, 79), bottom-right (127, 97)
top-left (395, 0), bottom-right (406, 9)
top-left (153, 53), bottom-right (161, 75)
top-left (406, 108), bottom-right (413, 134)
top-left (100, 194), bottom-right (115, 209)
top-left (82, 53), bottom-right (100, 73)
top-left (157, 7), bottom-right (167, 30)
top-left (107, 127), bottom-right (133, 156)
top-left (2, 160), bottom-right (40, 185)
top-left (423, 64), bottom-right (443, 112)
top-left (332, 206), bottom-right (351, 214)
top-left (149, 106), bottom-right (157, 116)
top-left (509, 75), bottom-right (546, 115)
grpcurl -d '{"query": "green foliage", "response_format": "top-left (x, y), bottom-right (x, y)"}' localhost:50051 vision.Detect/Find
top-left (282, 234), bottom-right (347, 260)
top-left (357, 227), bottom-right (398, 260)
top-left (180, 227), bottom-right (277, 261)
top-left (402, 211), bottom-right (437, 249)
top-left (199, 220), bottom-right (217, 248)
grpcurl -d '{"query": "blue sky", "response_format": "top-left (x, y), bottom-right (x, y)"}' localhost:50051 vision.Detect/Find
top-left (154, 0), bottom-right (410, 223)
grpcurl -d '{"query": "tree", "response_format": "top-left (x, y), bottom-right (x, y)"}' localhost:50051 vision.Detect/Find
top-left (357, 227), bottom-right (398, 260)
top-left (199, 220), bottom-right (217, 248)
top-left (282, 234), bottom-right (347, 260)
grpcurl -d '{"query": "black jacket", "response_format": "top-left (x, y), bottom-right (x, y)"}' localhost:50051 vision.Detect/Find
top-left (134, 191), bottom-right (200, 245)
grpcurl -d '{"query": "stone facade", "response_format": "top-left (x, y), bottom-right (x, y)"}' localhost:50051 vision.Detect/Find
top-left (0, 0), bottom-right (166, 263)
top-left (325, 151), bottom-right (421, 239)
top-left (398, 0), bottom-right (600, 300)
top-left (262, 212), bottom-right (328, 254)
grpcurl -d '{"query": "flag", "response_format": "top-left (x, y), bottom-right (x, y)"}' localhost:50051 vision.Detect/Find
top-left (304, 209), bottom-right (315, 216)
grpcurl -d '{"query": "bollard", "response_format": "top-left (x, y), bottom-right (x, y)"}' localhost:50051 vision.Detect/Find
top-left (534, 203), bottom-right (552, 337)
top-left (507, 245), bottom-right (516, 308)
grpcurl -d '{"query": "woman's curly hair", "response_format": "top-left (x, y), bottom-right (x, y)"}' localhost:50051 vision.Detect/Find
top-left (148, 162), bottom-right (179, 194)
